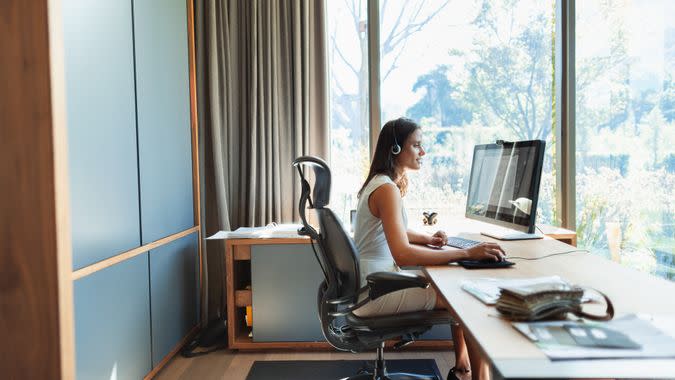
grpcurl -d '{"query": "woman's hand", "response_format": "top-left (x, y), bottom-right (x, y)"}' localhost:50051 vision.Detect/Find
top-left (429, 230), bottom-right (447, 247)
top-left (466, 242), bottom-right (506, 261)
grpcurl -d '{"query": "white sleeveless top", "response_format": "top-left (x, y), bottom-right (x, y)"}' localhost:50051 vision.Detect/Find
top-left (354, 174), bottom-right (408, 285)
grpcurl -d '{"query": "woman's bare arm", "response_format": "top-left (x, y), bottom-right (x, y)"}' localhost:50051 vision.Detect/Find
top-left (369, 184), bottom-right (505, 266)
top-left (406, 229), bottom-right (437, 245)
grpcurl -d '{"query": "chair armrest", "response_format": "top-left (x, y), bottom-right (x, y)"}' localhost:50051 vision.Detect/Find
top-left (325, 286), bottom-right (370, 317)
top-left (324, 272), bottom-right (430, 317)
top-left (326, 287), bottom-right (367, 305)
top-left (366, 271), bottom-right (429, 301)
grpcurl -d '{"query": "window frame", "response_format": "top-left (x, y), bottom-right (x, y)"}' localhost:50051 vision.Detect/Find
top-left (364, 0), bottom-right (577, 229)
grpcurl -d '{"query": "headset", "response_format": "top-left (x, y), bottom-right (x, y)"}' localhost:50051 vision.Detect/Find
top-left (391, 120), bottom-right (401, 155)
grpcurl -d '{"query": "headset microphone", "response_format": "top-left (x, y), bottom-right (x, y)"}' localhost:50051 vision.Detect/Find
top-left (391, 121), bottom-right (401, 155)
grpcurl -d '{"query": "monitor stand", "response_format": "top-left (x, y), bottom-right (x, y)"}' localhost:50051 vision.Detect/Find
top-left (481, 230), bottom-right (544, 241)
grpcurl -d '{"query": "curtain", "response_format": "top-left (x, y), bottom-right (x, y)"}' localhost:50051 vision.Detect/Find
top-left (195, 0), bottom-right (328, 321)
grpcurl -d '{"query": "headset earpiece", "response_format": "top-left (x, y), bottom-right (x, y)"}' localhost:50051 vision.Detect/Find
top-left (391, 121), bottom-right (401, 155)
top-left (391, 143), bottom-right (401, 155)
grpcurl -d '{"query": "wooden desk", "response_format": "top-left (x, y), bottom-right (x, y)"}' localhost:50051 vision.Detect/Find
top-left (411, 216), bottom-right (577, 246)
top-left (537, 224), bottom-right (577, 246)
top-left (423, 219), bottom-right (675, 379)
top-left (224, 237), bottom-right (452, 350)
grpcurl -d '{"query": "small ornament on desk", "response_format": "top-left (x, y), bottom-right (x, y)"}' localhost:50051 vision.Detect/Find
top-left (422, 211), bottom-right (438, 226)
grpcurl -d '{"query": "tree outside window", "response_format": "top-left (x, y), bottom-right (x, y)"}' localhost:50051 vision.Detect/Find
top-left (576, 0), bottom-right (675, 280)
top-left (327, 0), bottom-right (674, 281)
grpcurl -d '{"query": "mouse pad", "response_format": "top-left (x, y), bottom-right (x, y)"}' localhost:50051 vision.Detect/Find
top-left (458, 260), bottom-right (515, 269)
top-left (246, 359), bottom-right (441, 380)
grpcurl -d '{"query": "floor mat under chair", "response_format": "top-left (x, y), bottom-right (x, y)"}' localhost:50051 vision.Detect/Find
top-left (245, 359), bottom-right (442, 380)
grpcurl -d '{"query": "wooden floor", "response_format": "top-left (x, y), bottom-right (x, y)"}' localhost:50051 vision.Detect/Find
top-left (155, 349), bottom-right (455, 380)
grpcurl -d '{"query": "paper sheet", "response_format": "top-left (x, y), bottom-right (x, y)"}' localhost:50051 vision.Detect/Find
top-left (206, 224), bottom-right (305, 240)
top-left (513, 314), bottom-right (675, 360)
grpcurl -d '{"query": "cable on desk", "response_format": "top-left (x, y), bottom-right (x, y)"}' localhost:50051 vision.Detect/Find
top-left (535, 224), bottom-right (545, 234)
top-left (508, 249), bottom-right (589, 261)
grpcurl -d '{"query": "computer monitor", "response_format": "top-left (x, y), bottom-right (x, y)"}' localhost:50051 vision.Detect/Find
top-left (465, 140), bottom-right (546, 240)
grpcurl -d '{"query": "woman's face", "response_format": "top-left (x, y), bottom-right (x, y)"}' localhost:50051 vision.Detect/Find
top-left (395, 129), bottom-right (425, 172)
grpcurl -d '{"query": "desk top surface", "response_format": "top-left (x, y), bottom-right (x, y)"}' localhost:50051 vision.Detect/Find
top-left (423, 218), bottom-right (675, 378)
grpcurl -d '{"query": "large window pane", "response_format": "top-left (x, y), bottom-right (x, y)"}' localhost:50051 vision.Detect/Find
top-left (327, 0), bottom-right (370, 224)
top-left (379, 0), bottom-right (557, 228)
top-left (576, 0), bottom-right (675, 280)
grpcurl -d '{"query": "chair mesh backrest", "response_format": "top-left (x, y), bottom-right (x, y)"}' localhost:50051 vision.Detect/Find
top-left (316, 208), bottom-right (361, 297)
top-left (292, 156), bottom-right (361, 298)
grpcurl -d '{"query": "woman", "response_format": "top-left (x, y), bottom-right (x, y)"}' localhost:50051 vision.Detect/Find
top-left (353, 117), bottom-right (505, 380)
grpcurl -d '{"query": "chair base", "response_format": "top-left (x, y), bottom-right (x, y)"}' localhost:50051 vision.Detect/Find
top-left (339, 342), bottom-right (440, 380)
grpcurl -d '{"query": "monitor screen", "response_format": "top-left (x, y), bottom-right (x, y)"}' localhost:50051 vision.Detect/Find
top-left (465, 140), bottom-right (545, 233)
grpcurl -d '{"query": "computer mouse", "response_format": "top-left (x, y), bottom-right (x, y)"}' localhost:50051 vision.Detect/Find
top-left (479, 258), bottom-right (502, 263)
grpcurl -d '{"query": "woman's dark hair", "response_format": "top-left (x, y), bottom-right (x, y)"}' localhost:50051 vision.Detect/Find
top-left (357, 117), bottom-right (421, 198)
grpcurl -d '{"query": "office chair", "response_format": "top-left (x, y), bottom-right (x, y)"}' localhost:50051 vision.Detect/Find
top-left (293, 156), bottom-right (454, 380)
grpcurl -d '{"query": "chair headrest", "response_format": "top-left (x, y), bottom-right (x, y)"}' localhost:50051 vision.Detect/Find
top-left (292, 156), bottom-right (331, 208)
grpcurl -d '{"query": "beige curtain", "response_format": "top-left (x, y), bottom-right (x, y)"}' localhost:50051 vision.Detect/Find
top-left (195, 0), bottom-right (328, 320)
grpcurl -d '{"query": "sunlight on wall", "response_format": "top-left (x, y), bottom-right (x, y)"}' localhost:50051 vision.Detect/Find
top-left (109, 362), bottom-right (118, 380)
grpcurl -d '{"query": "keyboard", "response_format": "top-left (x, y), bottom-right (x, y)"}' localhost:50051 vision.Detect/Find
top-left (445, 236), bottom-right (481, 249)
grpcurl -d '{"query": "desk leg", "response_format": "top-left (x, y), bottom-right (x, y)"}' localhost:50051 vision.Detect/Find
top-left (225, 243), bottom-right (235, 348)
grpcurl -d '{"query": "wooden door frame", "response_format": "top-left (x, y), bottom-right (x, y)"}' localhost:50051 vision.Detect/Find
top-left (1, 0), bottom-right (74, 378)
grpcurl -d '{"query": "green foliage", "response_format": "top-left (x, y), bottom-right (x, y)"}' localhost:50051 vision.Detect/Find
top-left (577, 166), bottom-right (675, 263)
top-left (329, 0), bottom-right (674, 280)
top-left (460, 0), bottom-right (553, 141)
top-left (662, 74), bottom-right (675, 122)
top-left (407, 65), bottom-right (473, 127)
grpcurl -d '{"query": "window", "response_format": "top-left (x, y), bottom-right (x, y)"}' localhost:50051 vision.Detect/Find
top-left (327, 0), bottom-right (370, 224)
top-left (378, 0), bottom-right (556, 228)
top-left (576, 0), bottom-right (675, 279)
top-left (327, 0), bottom-right (675, 281)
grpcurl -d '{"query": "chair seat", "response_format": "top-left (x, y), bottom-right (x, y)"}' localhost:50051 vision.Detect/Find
top-left (346, 310), bottom-right (452, 332)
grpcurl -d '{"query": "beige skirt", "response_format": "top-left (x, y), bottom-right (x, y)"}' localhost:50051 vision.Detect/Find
top-left (352, 269), bottom-right (437, 317)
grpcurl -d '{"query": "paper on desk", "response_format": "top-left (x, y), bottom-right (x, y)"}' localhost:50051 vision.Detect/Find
top-left (462, 276), bottom-right (599, 305)
top-left (259, 223), bottom-right (305, 238)
top-left (513, 314), bottom-right (675, 360)
top-left (461, 276), bottom-right (602, 305)
top-left (206, 224), bottom-right (305, 240)
top-left (206, 231), bottom-right (234, 240)
top-left (461, 276), bottom-right (568, 305)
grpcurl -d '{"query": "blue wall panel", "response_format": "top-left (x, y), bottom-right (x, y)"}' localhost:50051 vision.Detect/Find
top-left (63, 0), bottom-right (141, 270)
top-left (149, 233), bottom-right (199, 366)
top-left (74, 254), bottom-right (151, 379)
top-left (134, 0), bottom-right (194, 244)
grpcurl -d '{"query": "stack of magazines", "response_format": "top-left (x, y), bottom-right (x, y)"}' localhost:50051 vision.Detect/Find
top-left (496, 282), bottom-right (585, 321)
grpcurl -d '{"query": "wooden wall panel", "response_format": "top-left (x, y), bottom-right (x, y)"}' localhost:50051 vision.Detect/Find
top-left (0, 0), bottom-right (73, 378)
